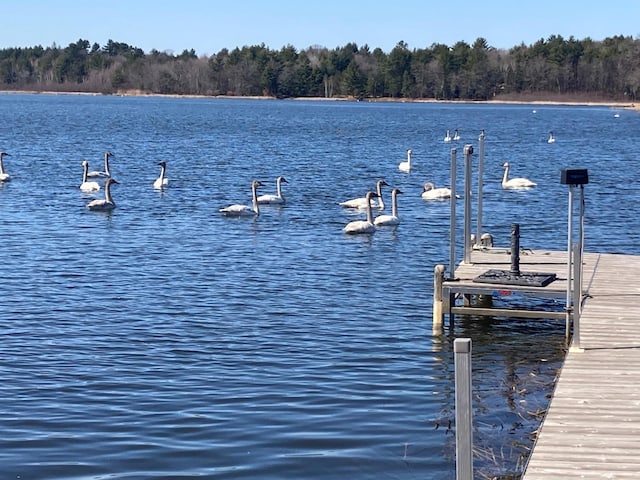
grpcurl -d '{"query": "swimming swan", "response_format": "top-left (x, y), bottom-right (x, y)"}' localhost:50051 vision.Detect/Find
top-left (80, 160), bottom-right (100, 192)
top-left (87, 178), bottom-right (119, 211)
top-left (0, 151), bottom-right (11, 182)
top-left (344, 191), bottom-right (378, 234)
top-left (398, 149), bottom-right (412, 172)
top-left (374, 188), bottom-right (402, 226)
top-left (257, 176), bottom-right (288, 204)
top-left (453, 129), bottom-right (461, 141)
top-left (444, 130), bottom-right (452, 142)
top-left (501, 162), bottom-right (537, 189)
top-left (153, 161), bottom-right (169, 189)
top-left (421, 182), bottom-right (454, 200)
top-left (339, 179), bottom-right (388, 210)
top-left (220, 180), bottom-right (264, 216)
top-left (547, 131), bottom-right (556, 143)
top-left (87, 151), bottom-right (113, 178)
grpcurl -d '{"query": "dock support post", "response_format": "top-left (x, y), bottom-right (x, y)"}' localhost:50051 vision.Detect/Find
top-left (463, 145), bottom-right (474, 265)
top-left (433, 265), bottom-right (446, 334)
top-left (570, 243), bottom-right (584, 352)
top-left (449, 148), bottom-right (457, 278)
top-left (476, 130), bottom-right (485, 246)
top-left (454, 338), bottom-right (473, 480)
top-left (565, 184), bottom-right (574, 344)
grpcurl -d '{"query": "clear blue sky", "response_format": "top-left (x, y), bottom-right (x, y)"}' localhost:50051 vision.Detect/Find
top-left (3, 1), bottom-right (639, 56)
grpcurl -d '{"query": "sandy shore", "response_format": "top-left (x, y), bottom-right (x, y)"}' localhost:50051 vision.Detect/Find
top-left (1, 89), bottom-right (637, 110)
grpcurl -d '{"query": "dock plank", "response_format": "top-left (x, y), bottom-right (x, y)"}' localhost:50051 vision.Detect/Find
top-left (521, 253), bottom-right (640, 479)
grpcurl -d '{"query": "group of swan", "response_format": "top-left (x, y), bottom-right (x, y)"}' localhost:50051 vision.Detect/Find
top-left (0, 151), bottom-right (11, 182)
top-left (343, 187), bottom-right (403, 234)
top-left (443, 129), bottom-right (461, 143)
top-left (219, 176), bottom-right (288, 217)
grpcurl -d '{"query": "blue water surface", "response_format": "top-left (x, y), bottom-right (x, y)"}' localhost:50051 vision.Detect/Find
top-left (1, 94), bottom-right (638, 479)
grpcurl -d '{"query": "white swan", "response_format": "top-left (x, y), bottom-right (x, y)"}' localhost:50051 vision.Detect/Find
top-left (80, 160), bottom-right (100, 192)
top-left (374, 188), bottom-right (402, 226)
top-left (547, 131), bottom-right (556, 144)
top-left (421, 182), bottom-right (454, 200)
top-left (87, 151), bottom-right (113, 178)
top-left (339, 179), bottom-right (388, 210)
top-left (257, 176), bottom-right (288, 204)
top-left (153, 161), bottom-right (169, 189)
top-left (344, 191), bottom-right (378, 234)
top-left (0, 151), bottom-right (11, 182)
top-left (501, 162), bottom-right (537, 189)
top-left (398, 149), bottom-right (412, 172)
top-left (87, 178), bottom-right (119, 211)
top-left (220, 180), bottom-right (263, 216)
top-left (444, 130), bottom-right (452, 142)
top-left (453, 129), bottom-right (461, 141)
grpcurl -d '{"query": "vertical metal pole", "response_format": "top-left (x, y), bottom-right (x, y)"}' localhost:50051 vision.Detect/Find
top-left (463, 145), bottom-right (473, 264)
top-left (570, 242), bottom-right (583, 352)
top-left (579, 185), bottom-right (586, 309)
top-left (449, 148), bottom-right (457, 277)
top-left (476, 130), bottom-right (485, 246)
top-left (566, 185), bottom-right (574, 342)
top-left (454, 338), bottom-right (473, 480)
top-left (510, 223), bottom-right (520, 275)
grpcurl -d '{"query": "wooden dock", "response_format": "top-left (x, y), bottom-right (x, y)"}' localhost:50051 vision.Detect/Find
top-left (522, 252), bottom-right (640, 479)
top-left (435, 249), bottom-right (640, 477)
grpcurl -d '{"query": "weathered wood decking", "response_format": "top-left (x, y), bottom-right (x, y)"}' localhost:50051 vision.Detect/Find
top-left (438, 249), bottom-right (640, 477)
top-left (522, 252), bottom-right (640, 479)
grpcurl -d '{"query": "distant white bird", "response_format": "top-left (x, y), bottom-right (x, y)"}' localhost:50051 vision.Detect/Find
top-left (374, 188), bottom-right (402, 226)
top-left (421, 182), bottom-right (454, 200)
top-left (220, 180), bottom-right (264, 216)
top-left (153, 161), bottom-right (169, 189)
top-left (453, 129), bottom-right (461, 141)
top-left (398, 149), bottom-right (413, 173)
top-left (87, 151), bottom-right (113, 178)
top-left (257, 176), bottom-right (288, 204)
top-left (501, 162), bottom-right (537, 189)
top-left (344, 191), bottom-right (378, 234)
top-left (547, 131), bottom-right (556, 144)
top-left (87, 178), bottom-right (119, 211)
top-left (444, 130), bottom-right (452, 142)
top-left (339, 179), bottom-right (388, 210)
top-left (80, 160), bottom-right (100, 192)
top-left (0, 151), bottom-right (11, 182)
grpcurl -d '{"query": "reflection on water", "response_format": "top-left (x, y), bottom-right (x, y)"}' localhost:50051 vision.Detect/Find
top-left (1, 94), bottom-right (638, 479)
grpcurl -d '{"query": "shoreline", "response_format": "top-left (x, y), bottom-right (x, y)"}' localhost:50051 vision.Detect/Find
top-left (1, 89), bottom-right (637, 110)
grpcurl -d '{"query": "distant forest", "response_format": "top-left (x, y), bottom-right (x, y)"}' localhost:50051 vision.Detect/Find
top-left (1, 35), bottom-right (639, 102)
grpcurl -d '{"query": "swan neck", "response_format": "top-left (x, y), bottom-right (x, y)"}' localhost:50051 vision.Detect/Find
top-left (251, 184), bottom-right (260, 214)
top-left (104, 182), bottom-right (114, 204)
top-left (502, 165), bottom-right (509, 185)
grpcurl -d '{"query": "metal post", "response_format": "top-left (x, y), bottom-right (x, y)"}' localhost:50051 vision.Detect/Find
top-left (579, 184), bottom-right (586, 307)
top-left (565, 185), bottom-right (574, 343)
top-left (463, 145), bottom-right (473, 264)
top-left (570, 243), bottom-right (584, 352)
top-left (476, 130), bottom-right (485, 246)
top-left (449, 148), bottom-right (457, 278)
top-left (510, 223), bottom-right (520, 274)
top-left (454, 338), bottom-right (473, 480)
top-left (433, 265), bottom-right (445, 333)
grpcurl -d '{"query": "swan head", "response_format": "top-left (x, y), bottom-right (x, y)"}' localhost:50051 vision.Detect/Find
top-left (82, 160), bottom-right (89, 167)
top-left (502, 162), bottom-right (510, 168)
top-left (0, 151), bottom-right (9, 158)
top-left (105, 178), bottom-right (119, 186)
top-left (158, 161), bottom-right (166, 167)
top-left (392, 188), bottom-right (403, 195)
top-left (422, 182), bottom-right (435, 192)
top-left (277, 176), bottom-right (288, 184)
top-left (252, 180), bottom-right (264, 189)
top-left (105, 151), bottom-right (113, 158)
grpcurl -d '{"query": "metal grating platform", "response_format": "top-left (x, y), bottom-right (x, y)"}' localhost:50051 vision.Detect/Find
top-left (473, 269), bottom-right (557, 287)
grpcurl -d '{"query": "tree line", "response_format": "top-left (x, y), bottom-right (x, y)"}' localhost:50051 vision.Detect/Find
top-left (1, 35), bottom-right (639, 102)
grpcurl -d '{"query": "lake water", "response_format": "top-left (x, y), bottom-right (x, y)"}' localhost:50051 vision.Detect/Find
top-left (1, 94), bottom-right (638, 479)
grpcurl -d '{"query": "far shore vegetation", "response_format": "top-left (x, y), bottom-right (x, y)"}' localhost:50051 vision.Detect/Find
top-left (1, 35), bottom-right (639, 105)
